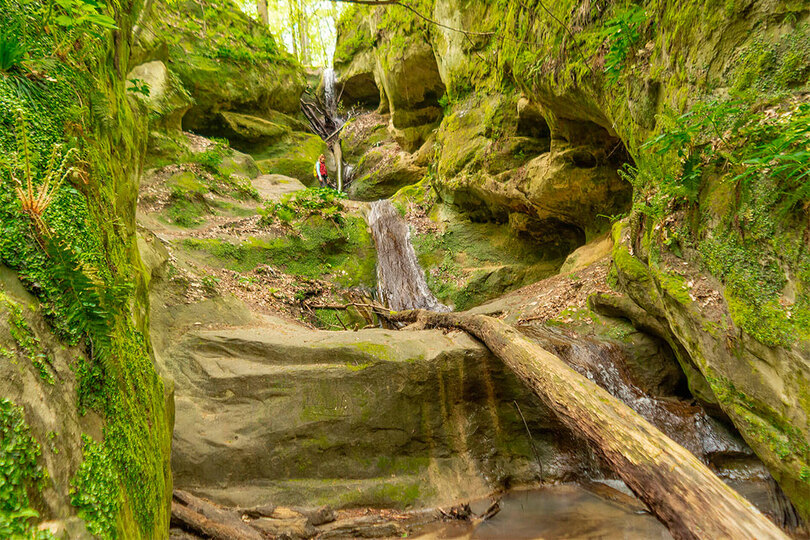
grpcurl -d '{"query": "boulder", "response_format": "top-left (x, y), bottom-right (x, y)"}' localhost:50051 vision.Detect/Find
top-left (215, 150), bottom-right (261, 180)
top-left (256, 132), bottom-right (328, 187)
top-left (141, 0), bottom-right (306, 135)
top-left (159, 314), bottom-right (585, 509)
top-left (252, 174), bottom-right (306, 202)
top-left (220, 112), bottom-right (290, 145)
top-left (127, 60), bottom-right (192, 131)
top-left (347, 143), bottom-right (426, 201)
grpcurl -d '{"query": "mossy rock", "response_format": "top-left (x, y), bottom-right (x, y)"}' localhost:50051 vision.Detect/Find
top-left (347, 144), bottom-right (426, 201)
top-left (143, 0), bottom-right (306, 135)
top-left (128, 60), bottom-right (192, 131)
top-left (255, 132), bottom-right (328, 187)
top-left (220, 111), bottom-right (290, 144)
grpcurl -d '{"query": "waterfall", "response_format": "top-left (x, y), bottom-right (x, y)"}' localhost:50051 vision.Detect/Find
top-left (367, 200), bottom-right (451, 312)
top-left (322, 67), bottom-right (344, 129)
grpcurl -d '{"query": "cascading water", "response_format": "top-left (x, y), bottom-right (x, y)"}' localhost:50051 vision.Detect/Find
top-left (322, 67), bottom-right (344, 129)
top-left (520, 326), bottom-right (751, 463)
top-left (367, 200), bottom-right (451, 312)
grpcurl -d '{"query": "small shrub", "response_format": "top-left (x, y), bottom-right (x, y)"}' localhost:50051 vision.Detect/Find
top-left (260, 187), bottom-right (346, 226)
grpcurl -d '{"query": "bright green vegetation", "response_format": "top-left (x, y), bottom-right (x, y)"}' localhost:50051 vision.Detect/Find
top-left (159, 144), bottom-right (260, 228)
top-left (157, 0), bottom-right (286, 66)
top-left (633, 86), bottom-right (810, 346)
top-left (70, 434), bottom-right (121, 538)
top-left (333, 6), bottom-right (375, 65)
top-left (0, 292), bottom-right (55, 384)
top-left (261, 186), bottom-right (347, 225)
top-left (0, 399), bottom-right (50, 539)
top-left (185, 204), bottom-right (377, 287)
top-left (412, 218), bottom-right (558, 310)
top-left (255, 132), bottom-right (326, 186)
top-left (0, 0), bottom-right (171, 536)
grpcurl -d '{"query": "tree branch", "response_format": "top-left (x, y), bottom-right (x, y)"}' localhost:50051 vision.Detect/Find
top-left (328, 0), bottom-right (494, 37)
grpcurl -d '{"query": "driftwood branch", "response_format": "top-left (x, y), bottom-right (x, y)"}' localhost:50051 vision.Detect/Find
top-left (387, 309), bottom-right (787, 540)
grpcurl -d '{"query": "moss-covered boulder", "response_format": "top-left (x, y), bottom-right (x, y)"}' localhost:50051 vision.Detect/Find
top-left (347, 143), bottom-right (426, 201)
top-left (255, 132), bottom-right (328, 187)
top-left (127, 60), bottom-right (192, 131)
top-left (219, 111), bottom-right (290, 144)
top-left (139, 0), bottom-right (306, 136)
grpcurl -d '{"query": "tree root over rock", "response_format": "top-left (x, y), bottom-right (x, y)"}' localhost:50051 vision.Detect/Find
top-left (387, 309), bottom-right (788, 540)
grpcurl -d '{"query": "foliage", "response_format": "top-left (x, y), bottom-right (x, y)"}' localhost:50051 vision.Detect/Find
top-left (0, 1), bottom-right (172, 536)
top-left (184, 214), bottom-right (376, 286)
top-left (260, 186), bottom-right (346, 226)
top-left (0, 30), bottom-right (26, 73)
top-left (334, 8), bottom-right (374, 65)
top-left (70, 434), bottom-right (121, 539)
top-left (0, 399), bottom-right (51, 539)
top-left (1, 292), bottom-right (55, 384)
top-left (159, 0), bottom-right (290, 66)
top-left (642, 99), bottom-right (810, 215)
top-left (732, 24), bottom-right (810, 94)
top-left (600, 5), bottom-right (647, 82)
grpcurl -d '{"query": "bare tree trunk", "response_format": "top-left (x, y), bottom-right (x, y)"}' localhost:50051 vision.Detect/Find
top-left (288, 0), bottom-right (299, 59)
top-left (329, 140), bottom-right (343, 192)
top-left (387, 310), bottom-right (788, 540)
top-left (297, 0), bottom-right (309, 64)
top-left (257, 0), bottom-right (269, 25)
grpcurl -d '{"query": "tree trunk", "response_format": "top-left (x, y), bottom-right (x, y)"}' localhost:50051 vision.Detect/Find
top-left (171, 501), bottom-right (261, 540)
top-left (387, 310), bottom-right (788, 540)
top-left (296, 0), bottom-right (308, 65)
top-left (329, 139), bottom-right (343, 192)
top-left (256, 0), bottom-right (268, 25)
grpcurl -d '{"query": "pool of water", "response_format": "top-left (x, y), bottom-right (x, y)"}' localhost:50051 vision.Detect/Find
top-left (413, 484), bottom-right (672, 540)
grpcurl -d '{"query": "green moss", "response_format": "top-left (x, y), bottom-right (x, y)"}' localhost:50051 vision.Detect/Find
top-left (654, 270), bottom-right (692, 305)
top-left (183, 215), bottom-right (376, 287)
top-left (349, 342), bottom-right (396, 363)
top-left (70, 434), bottom-right (121, 539)
top-left (255, 132), bottom-right (327, 186)
top-left (0, 399), bottom-right (49, 539)
top-left (613, 246), bottom-right (649, 282)
top-left (0, 1), bottom-right (172, 536)
top-left (0, 292), bottom-right (54, 384)
top-left (334, 7), bottom-right (374, 66)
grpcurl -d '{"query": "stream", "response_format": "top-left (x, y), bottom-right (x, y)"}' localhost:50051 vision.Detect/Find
top-left (362, 193), bottom-right (799, 537)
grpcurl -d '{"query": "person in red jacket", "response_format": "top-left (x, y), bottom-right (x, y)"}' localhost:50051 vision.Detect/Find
top-left (314, 154), bottom-right (329, 188)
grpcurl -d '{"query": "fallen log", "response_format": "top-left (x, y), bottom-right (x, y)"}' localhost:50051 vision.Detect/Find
top-left (387, 310), bottom-right (788, 540)
top-left (171, 501), bottom-right (261, 540)
top-left (172, 491), bottom-right (264, 540)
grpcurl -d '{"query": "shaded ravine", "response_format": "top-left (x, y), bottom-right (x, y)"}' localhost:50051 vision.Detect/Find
top-left (368, 199), bottom-right (451, 312)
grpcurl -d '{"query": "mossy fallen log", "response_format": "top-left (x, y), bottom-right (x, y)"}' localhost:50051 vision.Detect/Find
top-left (388, 310), bottom-right (788, 540)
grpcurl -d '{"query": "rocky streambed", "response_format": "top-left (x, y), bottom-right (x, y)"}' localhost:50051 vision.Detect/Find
top-left (133, 130), bottom-right (803, 538)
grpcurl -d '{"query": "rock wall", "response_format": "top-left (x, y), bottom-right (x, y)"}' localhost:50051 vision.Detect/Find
top-left (0, 0), bottom-right (172, 536)
top-left (335, 0), bottom-right (810, 520)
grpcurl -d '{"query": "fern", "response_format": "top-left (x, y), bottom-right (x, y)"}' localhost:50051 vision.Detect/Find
top-left (0, 29), bottom-right (25, 72)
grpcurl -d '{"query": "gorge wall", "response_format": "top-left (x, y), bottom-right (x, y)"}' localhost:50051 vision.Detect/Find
top-left (0, 0), bottom-right (173, 537)
top-left (333, 0), bottom-right (810, 520)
